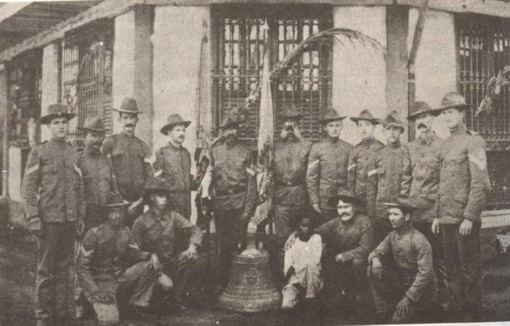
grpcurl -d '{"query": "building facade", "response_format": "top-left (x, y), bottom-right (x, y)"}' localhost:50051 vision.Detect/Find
top-left (0, 0), bottom-right (509, 225)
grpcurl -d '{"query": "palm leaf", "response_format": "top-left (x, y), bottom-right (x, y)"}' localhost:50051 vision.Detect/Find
top-left (476, 65), bottom-right (510, 117)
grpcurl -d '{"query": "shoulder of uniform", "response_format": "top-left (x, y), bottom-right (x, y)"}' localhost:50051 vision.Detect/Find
top-left (375, 140), bottom-right (384, 148)
top-left (340, 139), bottom-right (353, 148)
top-left (357, 214), bottom-right (372, 224)
top-left (412, 229), bottom-right (432, 247)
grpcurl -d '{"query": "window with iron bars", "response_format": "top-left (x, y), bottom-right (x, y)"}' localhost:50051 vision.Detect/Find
top-left (62, 19), bottom-right (114, 149)
top-left (211, 5), bottom-right (333, 146)
top-left (456, 14), bottom-right (510, 209)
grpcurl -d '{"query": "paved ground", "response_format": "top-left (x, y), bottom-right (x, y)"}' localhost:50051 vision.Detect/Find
top-left (1, 226), bottom-right (510, 326)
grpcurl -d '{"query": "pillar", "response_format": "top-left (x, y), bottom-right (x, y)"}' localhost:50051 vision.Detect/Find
top-left (41, 42), bottom-right (60, 142)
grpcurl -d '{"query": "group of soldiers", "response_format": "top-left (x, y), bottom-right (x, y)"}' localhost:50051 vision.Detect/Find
top-left (21, 89), bottom-right (490, 325)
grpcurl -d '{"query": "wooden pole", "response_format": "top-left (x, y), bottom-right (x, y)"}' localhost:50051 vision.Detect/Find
top-left (1, 63), bottom-right (9, 197)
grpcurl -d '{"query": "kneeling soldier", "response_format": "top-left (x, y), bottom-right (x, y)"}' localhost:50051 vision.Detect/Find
top-left (77, 194), bottom-right (155, 325)
top-left (368, 197), bottom-right (437, 324)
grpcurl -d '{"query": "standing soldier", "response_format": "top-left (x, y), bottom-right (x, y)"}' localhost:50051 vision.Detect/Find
top-left (307, 109), bottom-right (352, 223)
top-left (347, 109), bottom-right (384, 214)
top-left (367, 111), bottom-right (412, 241)
top-left (431, 92), bottom-right (490, 322)
top-left (153, 114), bottom-right (192, 218)
top-left (212, 113), bottom-right (257, 294)
top-left (406, 101), bottom-right (447, 309)
top-left (101, 97), bottom-right (154, 226)
top-left (22, 104), bottom-right (86, 326)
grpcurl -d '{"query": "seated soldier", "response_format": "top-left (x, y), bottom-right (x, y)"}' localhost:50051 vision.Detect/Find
top-left (315, 189), bottom-right (375, 313)
top-left (368, 197), bottom-right (438, 324)
top-left (76, 193), bottom-right (156, 325)
top-left (281, 213), bottom-right (323, 312)
top-left (131, 178), bottom-right (204, 311)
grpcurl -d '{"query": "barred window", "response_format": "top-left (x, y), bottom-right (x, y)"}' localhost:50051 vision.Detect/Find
top-left (62, 19), bottom-right (114, 147)
top-left (211, 5), bottom-right (333, 146)
top-left (456, 15), bottom-right (510, 209)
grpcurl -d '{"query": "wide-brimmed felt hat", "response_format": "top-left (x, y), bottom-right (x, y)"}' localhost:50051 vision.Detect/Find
top-left (408, 101), bottom-right (435, 120)
top-left (320, 109), bottom-right (347, 123)
top-left (113, 97), bottom-right (144, 114)
top-left (432, 92), bottom-right (469, 116)
top-left (103, 192), bottom-right (129, 208)
top-left (40, 103), bottom-right (76, 125)
top-left (160, 114), bottom-right (191, 135)
top-left (382, 110), bottom-right (407, 129)
top-left (279, 105), bottom-right (303, 120)
top-left (219, 113), bottom-right (246, 130)
top-left (381, 196), bottom-right (416, 211)
top-left (78, 117), bottom-right (107, 134)
top-left (144, 178), bottom-right (172, 194)
top-left (328, 189), bottom-right (361, 207)
top-left (350, 109), bottom-right (381, 125)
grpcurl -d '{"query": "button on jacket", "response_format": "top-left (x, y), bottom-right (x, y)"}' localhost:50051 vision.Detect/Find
top-left (369, 225), bottom-right (438, 303)
top-left (22, 137), bottom-right (86, 222)
top-left (101, 133), bottom-right (154, 202)
top-left (316, 214), bottom-right (375, 262)
top-left (367, 142), bottom-right (412, 219)
top-left (78, 147), bottom-right (117, 207)
top-left (307, 138), bottom-right (352, 210)
top-left (436, 124), bottom-right (491, 224)
top-left (347, 137), bottom-right (384, 206)
top-left (153, 143), bottom-right (192, 218)
top-left (408, 133), bottom-right (443, 223)
top-left (273, 138), bottom-right (311, 205)
top-left (212, 142), bottom-right (257, 216)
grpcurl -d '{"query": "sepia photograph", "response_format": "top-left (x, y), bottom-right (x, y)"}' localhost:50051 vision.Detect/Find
top-left (0, 0), bottom-right (510, 325)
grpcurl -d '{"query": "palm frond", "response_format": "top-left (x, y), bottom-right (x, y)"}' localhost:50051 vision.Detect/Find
top-left (476, 65), bottom-right (510, 117)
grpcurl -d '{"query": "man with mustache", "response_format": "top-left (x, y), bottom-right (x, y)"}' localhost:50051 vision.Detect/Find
top-left (432, 92), bottom-right (490, 322)
top-left (272, 105), bottom-right (311, 284)
top-left (101, 97), bottom-right (154, 226)
top-left (315, 189), bottom-right (375, 314)
top-left (22, 104), bottom-right (86, 326)
top-left (307, 109), bottom-right (352, 223)
top-left (406, 101), bottom-right (447, 310)
top-left (211, 113), bottom-right (257, 294)
top-left (347, 110), bottom-right (384, 214)
top-left (368, 197), bottom-right (437, 324)
top-left (367, 111), bottom-right (412, 241)
top-left (153, 114), bottom-right (192, 219)
top-left (74, 117), bottom-right (120, 319)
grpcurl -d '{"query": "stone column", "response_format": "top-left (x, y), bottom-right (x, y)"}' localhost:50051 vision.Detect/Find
top-left (112, 6), bottom-right (153, 148)
top-left (332, 6), bottom-right (387, 146)
top-left (41, 42), bottom-right (61, 142)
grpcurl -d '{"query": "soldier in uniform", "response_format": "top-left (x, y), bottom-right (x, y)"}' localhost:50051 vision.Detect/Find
top-left (77, 194), bottom-right (155, 325)
top-left (307, 109), bottom-right (352, 223)
top-left (22, 104), bottom-right (86, 326)
top-left (101, 97), bottom-right (154, 226)
top-left (131, 179), bottom-right (204, 311)
top-left (368, 197), bottom-right (438, 324)
top-left (431, 92), bottom-right (490, 322)
top-left (153, 114), bottom-right (192, 218)
top-left (367, 111), bottom-right (412, 241)
top-left (273, 105), bottom-right (311, 252)
top-left (347, 109), bottom-right (384, 214)
top-left (406, 101), bottom-right (447, 309)
top-left (211, 114), bottom-right (257, 294)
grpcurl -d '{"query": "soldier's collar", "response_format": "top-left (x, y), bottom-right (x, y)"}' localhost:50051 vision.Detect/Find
top-left (418, 131), bottom-right (436, 145)
top-left (449, 123), bottom-right (467, 136)
top-left (326, 136), bottom-right (339, 143)
top-left (360, 136), bottom-right (375, 144)
top-left (387, 140), bottom-right (401, 148)
top-left (395, 223), bottom-right (413, 236)
top-left (120, 130), bottom-right (136, 139)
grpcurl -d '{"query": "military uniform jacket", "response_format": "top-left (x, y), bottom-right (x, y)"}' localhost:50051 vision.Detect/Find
top-left (22, 137), bottom-right (86, 222)
top-left (307, 138), bottom-right (353, 210)
top-left (369, 225), bottom-right (438, 303)
top-left (315, 214), bottom-right (375, 262)
top-left (367, 142), bottom-right (412, 219)
top-left (78, 147), bottom-right (118, 207)
top-left (153, 143), bottom-right (192, 218)
top-left (77, 223), bottom-right (149, 299)
top-left (101, 133), bottom-right (154, 202)
top-left (131, 209), bottom-right (203, 264)
top-left (273, 138), bottom-right (311, 206)
top-left (347, 137), bottom-right (384, 205)
top-left (408, 133), bottom-right (443, 223)
top-left (436, 124), bottom-right (490, 224)
top-left (211, 141), bottom-right (257, 215)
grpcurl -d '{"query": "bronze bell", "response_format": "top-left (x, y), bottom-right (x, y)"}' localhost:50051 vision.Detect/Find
top-left (218, 234), bottom-right (281, 312)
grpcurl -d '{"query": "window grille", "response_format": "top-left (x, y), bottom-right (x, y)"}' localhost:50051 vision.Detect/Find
top-left (456, 15), bottom-right (510, 209)
top-left (212, 5), bottom-right (333, 146)
top-left (62, 19), bottom-right (114, 146)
